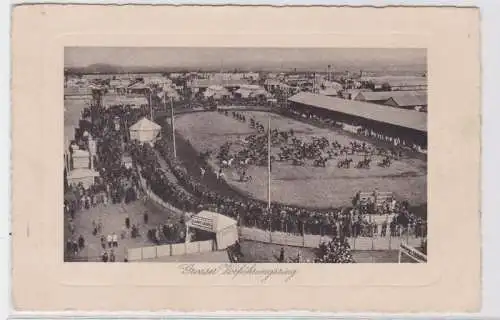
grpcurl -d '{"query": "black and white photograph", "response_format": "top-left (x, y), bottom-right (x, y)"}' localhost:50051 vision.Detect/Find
top-left (63, 47), bottom-right (428, 264)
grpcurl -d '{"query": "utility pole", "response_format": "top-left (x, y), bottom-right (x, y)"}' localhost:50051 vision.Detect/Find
top-left (267, 116), bottom-right (271, 211)
top-left (170, 96), bottom-right (177, 159)
top-left (149, 89), bottom-right (153, 120)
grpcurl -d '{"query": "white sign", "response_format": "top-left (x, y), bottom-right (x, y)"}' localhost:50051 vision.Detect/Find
top-left (189, 216), bottom-right (214, 233)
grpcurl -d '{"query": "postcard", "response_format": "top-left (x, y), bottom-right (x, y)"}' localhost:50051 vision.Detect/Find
top-left (11, 5), bottom-right (481, 312)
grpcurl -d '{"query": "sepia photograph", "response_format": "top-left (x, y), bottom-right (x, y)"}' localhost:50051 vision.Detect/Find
top-left (11, 4), bottom-right (483, 312)
top-left (63, 47), bottom-right (428, 264)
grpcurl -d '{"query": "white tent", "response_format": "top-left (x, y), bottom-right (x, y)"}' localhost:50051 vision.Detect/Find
top-left (187, 210), bottom-right (238, 250)
top-left (129, 117), bottom-right (162, 143)
top-left (68, 168), bottom-right (100, 189)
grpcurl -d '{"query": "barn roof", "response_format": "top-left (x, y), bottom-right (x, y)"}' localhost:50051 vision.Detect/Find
top-left (386, 94), bottom-right (426, 107)
top-left (288, 92), bottom-right (427, 132)
top-left (355, 91), bottom-right (411, 101)
top-left (355, 91), bottom-right (428, 106)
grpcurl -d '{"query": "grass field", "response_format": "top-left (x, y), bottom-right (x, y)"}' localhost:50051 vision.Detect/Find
top-left (175, 110), bottom-right (427, 209)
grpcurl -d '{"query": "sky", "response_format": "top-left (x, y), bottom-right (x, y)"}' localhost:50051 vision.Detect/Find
top-left (65, 47), bottom-right (426, 71)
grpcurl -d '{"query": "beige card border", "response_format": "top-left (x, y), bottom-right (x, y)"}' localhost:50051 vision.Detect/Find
top-left (11, 5), bottom-right (480, 312)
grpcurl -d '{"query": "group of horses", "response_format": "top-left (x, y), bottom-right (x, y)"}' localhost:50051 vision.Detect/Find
top-left (201, 110), bottom-right (402, 182)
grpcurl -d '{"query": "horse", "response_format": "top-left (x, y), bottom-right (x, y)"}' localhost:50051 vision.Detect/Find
top-left (378, 157), bottom-right (391, 168)
top-left (356, 158), bottom-right (371, 169)
top-left (337, 158), bottom-right (353, 169)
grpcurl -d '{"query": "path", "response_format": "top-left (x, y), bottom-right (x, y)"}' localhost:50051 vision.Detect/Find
top-left (65, 199), bottom-right (182, 262)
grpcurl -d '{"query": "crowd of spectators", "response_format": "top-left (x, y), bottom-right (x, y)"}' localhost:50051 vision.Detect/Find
top-left (316, 237), bottom-right (355, 263)
top-left (278, 107), bottom-right (427, 154)
top-left (129, 134), bottom-right (427, 241)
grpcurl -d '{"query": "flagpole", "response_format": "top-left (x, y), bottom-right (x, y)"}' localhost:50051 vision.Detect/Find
top-left (267, 115), bottom-right (272, 237)
top-left (171, 96), bottom-right (177, 159)
top-left (267, 116), bottom-right (271, 211)
top-left (149, 89), bottom-right (153, 120)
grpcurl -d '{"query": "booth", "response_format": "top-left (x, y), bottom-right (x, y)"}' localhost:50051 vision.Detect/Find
top-left (129, 117), bottom-right (162, 144)
top-left (67, 168), bottom-right (100, 189)
top-left (72, 149), bottom-right (90, 169)
top-left (187, 210), bottom-right (238, 250)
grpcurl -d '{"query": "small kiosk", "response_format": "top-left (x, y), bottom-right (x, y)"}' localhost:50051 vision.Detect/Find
top-left (186, 210), bottom-right (238, 250)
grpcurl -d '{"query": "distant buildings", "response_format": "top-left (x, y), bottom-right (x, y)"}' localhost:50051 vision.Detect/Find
top-left (384, 94), bottom-right (427, 111)
top-left (354, 90), bottom-right (427, 111)
top-left (318, 88), bottom-right (339, 97)
top-left (188, 78), bottom-right (249, 90)
top-left (360, 76), bottom-right (427, 91)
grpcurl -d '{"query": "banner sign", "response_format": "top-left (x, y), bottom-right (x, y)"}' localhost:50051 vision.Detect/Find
top-left (189, 216), bottom-right (215, 233)
top-left (400, 242), bottom-right (427, 263)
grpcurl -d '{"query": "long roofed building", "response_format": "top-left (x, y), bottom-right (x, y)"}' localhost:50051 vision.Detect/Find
top-left (288, 92), bottom-right (427, 148)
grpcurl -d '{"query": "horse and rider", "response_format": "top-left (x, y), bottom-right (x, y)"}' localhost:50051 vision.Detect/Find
top-left (337, 158), bottom-right (353, 168)
top-left (356, 157), bottom-right (372, 169)
top-left (378, 156), bottom-right (392, 168)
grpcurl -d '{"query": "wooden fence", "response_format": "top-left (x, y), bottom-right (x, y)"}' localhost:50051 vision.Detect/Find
top-left (127, 240), bottom-right (215, 261)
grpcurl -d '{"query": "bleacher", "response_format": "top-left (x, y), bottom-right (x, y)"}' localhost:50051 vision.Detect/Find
top-left (359, 191), bottom-right (393, 207)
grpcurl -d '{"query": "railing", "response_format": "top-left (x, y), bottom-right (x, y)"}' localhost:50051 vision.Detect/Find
top-left (135, 164), bottom-right (185, 216)
top-left (238, 227), bottom-right (423, 250)
top-left (127, 240), bottom-right (215, 261)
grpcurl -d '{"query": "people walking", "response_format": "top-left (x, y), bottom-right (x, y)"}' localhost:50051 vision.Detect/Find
top-left (102, 250), bottom-right (108, 262)
top-left (112, 232), bottom-right (118, 247)
top-left (107, 234), bottom-right (113, 248)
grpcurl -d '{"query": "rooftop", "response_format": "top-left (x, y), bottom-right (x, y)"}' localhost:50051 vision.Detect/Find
top-left (386, 94), bottom-right (427, 107)
top-left (288, 92), bottom-right (427, 132)
top-left (102, 94), bottom-right (149, 108)
top-left (189, 79), bottom-right (249, 88)
top-left (356, 91), bottom-right (427, 105)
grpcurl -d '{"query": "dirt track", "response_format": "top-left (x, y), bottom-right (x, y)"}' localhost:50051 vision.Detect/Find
top-left (173, 110), bottom-right (427, 208)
